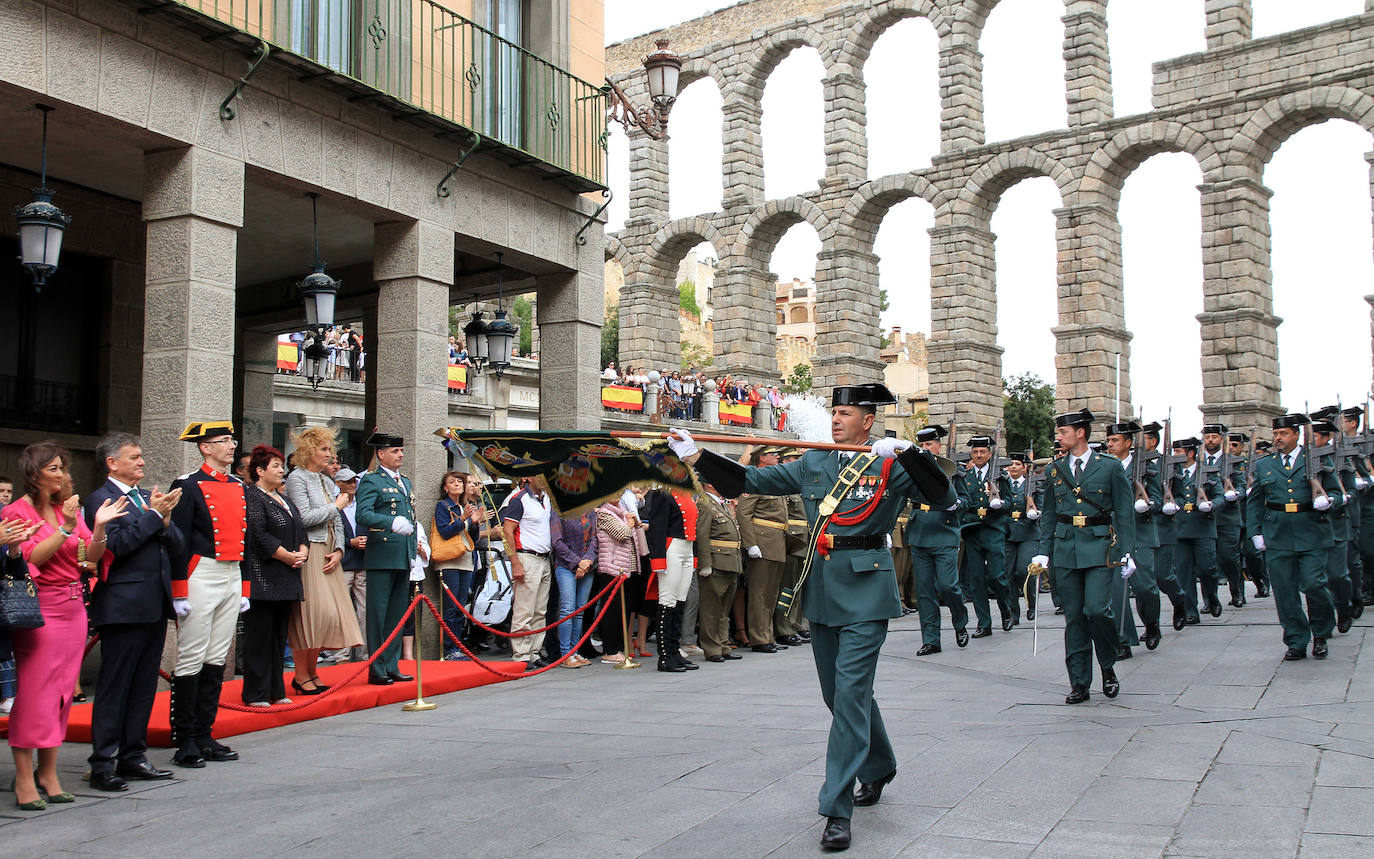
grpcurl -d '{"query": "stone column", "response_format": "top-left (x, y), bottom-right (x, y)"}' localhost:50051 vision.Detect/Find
top-left (704, 384), bottom-right (720, 425)
top-left (237, 329), bottom-right (278, 447)
top-left (1062, 2), bottom-right (1113, 127)
top-left (812, 246), bottom-right (884, 395)
top-left (822, 70), bottom-right (867, 186)
top-left (621, 78), bottom-right (670, 229)
top-left (536, 238), bottom-right (603, 430)
top-left (938, 31), bottom-right (985, 151)
top-left (711, 260), bottom-right (779, 383)
top-left (373, 220), bottom-right (454, 531)
top-left (140, 147), bottom-right (244, 489)
top-left (721, 100), bottom-right (766, 209)
top-left (1052, 205), bottom-right (1131, 416)
top-left (1197, 178), bottom-right (1282, 427)
top-left (1204, 0), bottom-right (1252, 50)
top-left (926, 222), bottom-right (1002, 431)
top-left (618, 276), bottom-right (680, 372)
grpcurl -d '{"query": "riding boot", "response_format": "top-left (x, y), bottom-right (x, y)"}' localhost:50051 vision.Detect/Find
top-left (672, 602), bottom-right (698, 669)
top-left (656, 603), bottom-right (685, 673)
top-left (194, 664), bottom-right (238, 760)
top-left (169, 673), bottom-right (204, 767)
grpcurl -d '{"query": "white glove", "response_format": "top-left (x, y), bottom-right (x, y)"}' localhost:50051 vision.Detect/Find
top-left (946, 503), bottom-right (960, 512)
top-left (1120, 554), bottom-right (1136, 579)
top-left (1224, 490), bottom-right (1240, 502)
top-left (1134, 499), bottom-right (1149, 513)
top-left (667, 428), bottom-right (697, 459)
top-left (1031, 554), bottom-right (1049, 568)
top-left (1198, 500), bottom-right (1213, 513)
top-left (1345, 493), bottom-right (1353, 505)
top-left (1314, 495), bottom-right (1331, 512)
top-left (172, 598), bottom-right (192, 618)
top-left (746, 545), bottom-right (762, 559)
top-left (698, 565), bottom-right (712, 578)
top-left (391, 516), bottom-right (415, 535)
top-left (1026, 509), bottom-right (1040, 520)
top-left (871, 437), bottom-right (913, 459)
top-left (1162, 501), bottom-right (1179, 515)
top-left (1357, 476), bottom-right (1370, 490)
top-left (989, 498), bottom-right (1004, 510)
top-left (239, 596), bottom-right (251, 613)
top-left (1252, 534), bottom-right (1266, 552)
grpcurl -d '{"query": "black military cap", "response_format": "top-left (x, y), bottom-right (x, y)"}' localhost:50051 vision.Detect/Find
top-left (1201, 422), bottom-right (1228, 435)
top-left (1310, 405), bottom-right (1339, 422)
top-left (1311, 420), bottom-right (1338, 435)
top-left (915, 426), bottom-right (945, 443)
top-left (180, 420), bottom-right (234, 442)
top-left (366, 430), bottom-right (405, 447)
top-left (1088, 441), bottom-right (1103, 452)
top-left (1106, 420), bottom-right (1141, 437)
top-left (1054, 408), bottom-right (1093, 428)
top-left (1255, 440), bottom-right (1273, 451)
top-left (966, 435), bottom-right (994, 448)
top-left (1174, 437), bottom-right (1201, 450)
top-left (831, 384), bottom-right (896, 407)
top-left (1009, 452), bottom-right (1030, 463)
top-left (1272, 413), bottom-right (1310, 430)
top-left (1341, 406), bottom-right (1364, 421)
top-left (1228, 431), bottom-right (1249, 442)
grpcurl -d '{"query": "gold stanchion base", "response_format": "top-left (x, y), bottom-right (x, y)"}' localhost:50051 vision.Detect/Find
top-left (401, 698), bottom-right (438, 711)
top-left (614, 656), bottom-right (641, 670)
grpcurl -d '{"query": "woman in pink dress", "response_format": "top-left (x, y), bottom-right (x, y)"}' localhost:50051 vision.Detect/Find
top-left (3, 442), bottom-right (127, 810)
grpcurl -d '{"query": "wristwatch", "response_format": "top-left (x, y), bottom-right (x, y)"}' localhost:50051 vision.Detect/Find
top-left (58, 524), bottom-right (74, 538)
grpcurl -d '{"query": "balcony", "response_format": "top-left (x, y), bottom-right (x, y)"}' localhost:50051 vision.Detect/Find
top-left (146, 0), bottom-right (608, 190)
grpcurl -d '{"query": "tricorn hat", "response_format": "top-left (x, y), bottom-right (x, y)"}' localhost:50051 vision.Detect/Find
top-left (1201, 422), bottom-right (1228, 435)
top-left (1106, 421), bottom-right (1141, 437)
top-left (1174, 437), bottom-right (1201, 450)
top-left (180, 421), bottom-right (234, 443)
top-left (1227, 431), bottom-right (1250, 443)
top-left (1054, 408), bottom-right (1093, 428)
top-left (366, 430), bottom-right (405, 448)
top-left (831, 384), bottom-right (896, 408)
top-left (1140, 421), bottom-right (1163, 435)
top-left (966, 435), bottom-right (994, 448)
top-left (1272, 413), bottom-right (1310, 430)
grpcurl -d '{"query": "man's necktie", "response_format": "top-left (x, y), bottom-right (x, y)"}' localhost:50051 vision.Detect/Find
top-left (127, 489), bottom-right (145, 512)
top-left (1285, 454), bottom-right (1293, 470)
top-left (1073, 458), bottom-right (1084, 479)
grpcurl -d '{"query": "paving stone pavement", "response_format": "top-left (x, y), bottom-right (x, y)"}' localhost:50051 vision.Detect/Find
top-left (4, 586), bottom-right (1371, 857)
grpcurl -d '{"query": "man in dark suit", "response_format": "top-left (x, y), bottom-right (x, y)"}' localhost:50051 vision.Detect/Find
top-left (84, 432), bottom-right (185, 791)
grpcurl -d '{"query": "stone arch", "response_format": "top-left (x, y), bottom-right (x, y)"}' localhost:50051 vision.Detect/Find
top-left (953, 147), bottom-right (1074, 222)
top-left (789, 305), bottom-right (809, 324)
top-left (642, 216), bottom-right (729, 280)
top-left (1230, 86), bottom-right (1374, 172)
top-left (731, 26), bottom-right (837, 101)
top-left (837, 0), bottom-right (941, 72)
top-left (838, 172), bottom-right (943, 252)
top-left (604, 234), bottom-right (631, 272)
top-left (1078, 121), bottom-right (1223, 209)
top-left (732, 196), bottom-right (833, 265)
top-left (679, 55), bottom-right (729, 94)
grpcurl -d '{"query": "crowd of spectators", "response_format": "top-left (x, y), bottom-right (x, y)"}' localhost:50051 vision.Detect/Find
top-left (600, 362), bottom-right (788, 428)
top-left (283, 325), bottom-right (365, 383)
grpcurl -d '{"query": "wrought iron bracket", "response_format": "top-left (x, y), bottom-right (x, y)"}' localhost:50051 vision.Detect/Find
top-left (220, 39), bottom-right (271, 121)
top-left (575, 189), bottom-right (612, 247)
top-left (437, 132), bottom-right (482, 198)
top-left (604, 78), bottom-right (670, 141)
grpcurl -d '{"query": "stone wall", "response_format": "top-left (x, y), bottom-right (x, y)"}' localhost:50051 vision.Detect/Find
top-left (608, 0), bottom-right (1374, 433)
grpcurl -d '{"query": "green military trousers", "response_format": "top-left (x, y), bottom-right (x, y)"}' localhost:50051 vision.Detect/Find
top-left (1268, 550), bottom-right (1336, 649)
top-left (1058, 564), bottom-right (1118, 688)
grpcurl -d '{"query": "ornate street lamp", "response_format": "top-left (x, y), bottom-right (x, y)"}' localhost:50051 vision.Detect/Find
top-left (463, 308), bottom-right (489, 373)
top-left (605, 39), bottom-right (683, 140)
top-left (297, 192), bottom-right (340, 390)
top-left (484, 252), bottom-right (518, 380)
top-left (14, 104), bottom-right (71, 290)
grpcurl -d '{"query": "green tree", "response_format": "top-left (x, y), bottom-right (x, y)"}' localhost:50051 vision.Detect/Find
top-left (679, 280), bottom-right (701, 317)
top-left (681, 340), bottom-right (713, 370)
top-left (512, 295), bottom-right (533, 355)
top-left (785, 362), bottom-right (813, 394)
top-left (601, 304), bottom-right (619, 369)
top-left (1003, 372), bottom-right (1056, 457)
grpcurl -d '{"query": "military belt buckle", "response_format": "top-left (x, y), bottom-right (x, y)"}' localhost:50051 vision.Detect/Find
top-left (1072, 514), bottom-right (1087, 527)
top-left (1284, 501), bottom-right (1298, 513)
top-left (977, 507), bottom-right (987, 518)
top-left (1184, 503), bottom-right (1194, 513)
top-left (919, 504), bottom-right (930, 512)
top-left (1012, 511), bottom-right (1022, 520)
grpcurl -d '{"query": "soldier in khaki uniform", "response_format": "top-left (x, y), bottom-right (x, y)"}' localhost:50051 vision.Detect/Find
top-left (694, 482), bottom-right (743, 662)
top-left (737, 446), bottom-right (791, 652)
top-left (776, 449), bottom-right (813, 643)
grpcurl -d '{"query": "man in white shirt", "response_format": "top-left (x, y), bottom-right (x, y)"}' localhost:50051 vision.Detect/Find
top-left (503, 478), bottom-right (555, 670)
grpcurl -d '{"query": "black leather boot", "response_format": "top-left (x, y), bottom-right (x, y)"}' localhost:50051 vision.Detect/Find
top-left (657, 604), bottom-right (685, 673)
top-left (195, 664), bottom-right (238, 761)
top-left (169, 674), bottom-right (204, 768)
top-left (672, 602), bottom-right (698, 670)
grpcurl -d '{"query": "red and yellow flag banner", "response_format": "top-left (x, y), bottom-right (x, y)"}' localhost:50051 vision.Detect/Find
top-left (720, 402), bottom-right (753, 425)
top-left (448, 364), bottom-right (467, 391)
top-left (601, 385), bottom-right (643, 411)
top-left (277, 336), bottom-right (297, 371)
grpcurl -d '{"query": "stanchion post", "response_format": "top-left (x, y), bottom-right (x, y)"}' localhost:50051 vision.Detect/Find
top-left (614, 577), bottom-right (639, 670)
top-left (402, 592), bottom-right (437, 711)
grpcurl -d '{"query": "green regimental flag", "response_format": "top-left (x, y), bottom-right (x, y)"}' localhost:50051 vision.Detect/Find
top-left (438, 429), bottom-right (701, 516)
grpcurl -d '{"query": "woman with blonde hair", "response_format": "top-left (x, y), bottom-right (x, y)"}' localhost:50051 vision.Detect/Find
top-left (283, 426), bottom-right (361, 694)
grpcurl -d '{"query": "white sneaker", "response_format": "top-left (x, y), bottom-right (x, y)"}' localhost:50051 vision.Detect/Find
top-left (0, 697), bottom-right (12, 715)
top-left (247, 701), bottom-right (270, 707)
top-left (680, 644), bottom-right (702, 655)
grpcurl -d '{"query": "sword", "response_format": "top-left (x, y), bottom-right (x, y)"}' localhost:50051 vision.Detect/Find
top-left (1026, 560), bottom-right (1044, 655)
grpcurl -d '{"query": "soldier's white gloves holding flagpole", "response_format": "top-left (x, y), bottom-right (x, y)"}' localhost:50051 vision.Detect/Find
top-left (1026, 508), bottom-right (1040, 520)
top-left (1314, 494), bottom-right (1331, 511)
top-left (1252, 535), bottom-right (1266, 552)
top-left (747, 545), bottom-right (763, 559)
top-left (1031, 554), bottom-right (1049, 569)
top-left (989, 498), bottom-right (1004, 510)
top-left (667, 428), bottom-right (698, 459)
top-left (1224, 489), bottom-right (1240, 502)
top-left (1162, 501), bottom-right (1179, 515)
top-left (1120, 554), bottom-right (1136, 579)
top-left (1198, 500), bottom-right (1213, 513)
top-left (1134, 499), bottom-right (1150, 513)
top-left (391, 516), bottom-right (415, 535)
top-left (871, 438), bottom-right (912, 459)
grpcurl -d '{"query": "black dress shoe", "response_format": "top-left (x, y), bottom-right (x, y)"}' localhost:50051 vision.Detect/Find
top-left (1054, 607), bottom-right (1065, 615)
top-left (1143, 625), bottom-right (1161, 651)
top-left (1116, 645), bottom-right (1133, 660)
top-left (853, 770), bottom-right (895, 807)
top-left (1065, 686), bottom-right (1090, 704)
top-left (778, 634), bottom-right (805, 646)
top-left (706, 654), bottom-right (725, 663)
top-left (1185, 616), bottom-right (1201, 626)
top-left (1172, 605), bottom-right (1187, 630)
top-left (524, 658), bottom-right (551, 671)
top-left (1229, 597), bottom-right (1242, 608)
top-left (1026, 607), bottom-right (1036, 621)
top-left (1001, 614), bottom-right (1014, 632)
top-left (1352, 603), bottom-right (1364, 619)
top-left (369, 675), bottom-right (395, 685)
top-left (387, 672), bottom-right (414, 682)
top-left (721, 651), bottom-right (742, 660)
top-left (1284, 647), bottom-right (1306, 660)
top-left (797, 631), bottom-right (812, 642)
top-left (955, 628), bottom-right (969, 648)
top-left (1337, 615), bottom-right (1352, 634)
top-left (90, 771), bottom-right (129, 792)
top-left (1236, 595), bottom-right (1247, 608)
top-left (1209, 598), bottom-right (1223, 618)
top-left (1255, 585), bottom-right (1270, 598)
top-left (971, 628), bottom-right (992, 639)
top-left (751, 644), bottom-right (780, 653)
top-left (916, 644), bottom-right (941, 656)
top-left (1102, 668), bottom-right (1120, 698)
top-left (172, 741), bottom-right (205, 769)
top-left (656, 658), bottom-right (687, 673)
top-left (1313, 638), bottom-right (1328, 659)
top-left (820, 816), bottom-right (851, 851)
top-left (200, 742), bottom-right (238, 763)
top-left (117, 760), bottom-right (173, 780)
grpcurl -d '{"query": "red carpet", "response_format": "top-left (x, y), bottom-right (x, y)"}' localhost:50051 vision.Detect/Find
top-left (1, 660), bottom-right (522, 747)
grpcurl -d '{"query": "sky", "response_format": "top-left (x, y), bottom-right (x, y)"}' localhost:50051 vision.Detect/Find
top-left (604, 0), bottom-right (1374, 431)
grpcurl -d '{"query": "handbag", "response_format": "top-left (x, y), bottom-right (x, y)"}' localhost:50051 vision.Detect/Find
top-left (0, 565), bottom-right (45, 630)
top-left (471, 555), bottom-right (513, 625)
top-left (430, 508), bottom-right (475, 564)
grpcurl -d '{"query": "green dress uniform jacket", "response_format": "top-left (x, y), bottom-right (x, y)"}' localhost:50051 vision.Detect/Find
top-left (1006, 477), bottom-right (1043, 544)
top-left (355, 469), bottom-right (418, 570)
top-left (959, 468), bottom-right (1012, 539)
top-left (736, 493), bottom-right (789, 562)
top-left (1170, 466), bottom-right (1225, 541)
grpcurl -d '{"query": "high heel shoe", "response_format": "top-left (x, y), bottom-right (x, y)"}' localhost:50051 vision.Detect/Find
top-left (9, 778), bottom-right (47, 811)
top-left (290, 679), bottom-right (323, 696)
top-left (309, 676), bottom-right (331, 691)
top-left (38, 785), bottom-right (75, 803)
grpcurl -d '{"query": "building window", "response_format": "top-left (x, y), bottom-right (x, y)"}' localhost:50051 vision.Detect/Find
top-left (793, 286), bottom-right (808, 297)
top-left (0, 240), bottom-right (104, 435)
top-left (789, 306), bottom-right (809, 324)
top-left (289, 0), bottom-right (353, 74)
top-left (482, 0), bottom-right (526, 144)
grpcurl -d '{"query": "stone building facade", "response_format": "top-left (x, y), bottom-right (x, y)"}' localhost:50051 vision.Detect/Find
top-left (607, 0), bottom-right (1374, 432)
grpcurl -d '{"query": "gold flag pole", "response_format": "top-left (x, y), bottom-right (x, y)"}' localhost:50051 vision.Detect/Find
top-left (614, 577), bottom-right (640, 670)
top-left (402, 586), bottom-right (437, 711)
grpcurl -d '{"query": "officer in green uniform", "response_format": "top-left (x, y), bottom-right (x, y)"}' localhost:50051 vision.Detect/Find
top-left (1104, 421), bottom-right (1163, 653)
top-left (1032, 409), bottom-right (1135, 704)
top-left (669, 383), bottom-right (954, 851)
top-left (907, 425), bottom-right (970, 655)
top-left (1141, 423), bottom-right (1187, 627)
top-left (1246, 413), bottom-right (1340, 659)
top-left (1309, 413), bottom-right (1355, 634)
top-left (1169, 438), bottom-right (1227, 623)
top-left (1339, 407), bottom-right (1372, 609)
top-left (693, 481), bottom-right (743, 662)
top-left (1201, 423), bottom-right (1247, 607)
top-left (354, 431), bottom-right (418, 685)
top-left (1004, 453), bottom-right (1043, 624)
top-left (960, 436), bottom-right (1015, 636)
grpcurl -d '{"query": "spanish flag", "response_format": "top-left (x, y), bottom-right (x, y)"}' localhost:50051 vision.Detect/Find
top-left (276, 336), bottom-right (297, 371)
top-left (601, 385), bottom-right (643, 411)
top-left (720, 402), bottom-right (753, 425)
top-left (448, 364), bottom-right (467, 391)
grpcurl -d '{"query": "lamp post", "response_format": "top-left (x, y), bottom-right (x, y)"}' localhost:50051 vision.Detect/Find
top-left (297, 193), bottom-right (340, 390)
top-left (604, 39), bottom-right (683, 140)
top-left (484, 252), bottom-right (518, 380)
top-left (14, 104), bottom-right (71, 290)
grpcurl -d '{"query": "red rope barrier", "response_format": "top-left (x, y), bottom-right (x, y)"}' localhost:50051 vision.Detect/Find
top-left (442, 571), bottom-right (623, 638)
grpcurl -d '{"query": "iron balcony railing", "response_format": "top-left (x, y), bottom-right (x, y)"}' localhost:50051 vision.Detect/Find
top-left (168, 0), bottom-right (608, 187)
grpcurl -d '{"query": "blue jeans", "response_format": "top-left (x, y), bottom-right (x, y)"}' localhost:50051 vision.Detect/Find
top-left (554, 565), bottom-right (595, 657)
top-left (441, 568), bottom-right (479, 655)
